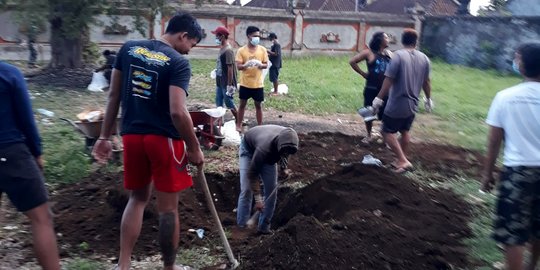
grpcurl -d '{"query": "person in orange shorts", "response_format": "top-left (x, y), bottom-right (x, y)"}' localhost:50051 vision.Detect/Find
top-left (92, 12), bottom-right (204, 270)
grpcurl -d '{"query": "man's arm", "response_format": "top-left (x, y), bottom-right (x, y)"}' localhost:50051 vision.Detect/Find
top-left (247, 150), bottom-right (265, 198)
top-left (422, 78), bottom-right (431, 99)
top-left (348, 50), bottom-right (369, 79)
top-left (258, 47), bottom-right (269, 69)
top-left (227, 64), bottom-right (234, 85)
top-left (12, 68), bottom-right (42, 158)
top-left (481, 126), bottom-right (504, 191)
top-left (99, 69), bottom-right (122, 138)
top-left (92, 68), bottom-right (122, 163)
top-left (169, 87), bottom-right (204, 166)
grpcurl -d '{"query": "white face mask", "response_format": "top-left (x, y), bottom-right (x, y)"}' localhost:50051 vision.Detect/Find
top-left (250, 36), bottom-right (260, 46)
top-left (215, 37), bottom-right (221, 45)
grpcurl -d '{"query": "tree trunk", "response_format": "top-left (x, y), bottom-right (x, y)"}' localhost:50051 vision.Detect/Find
top-left (48, 15), bottom-right (83, 68)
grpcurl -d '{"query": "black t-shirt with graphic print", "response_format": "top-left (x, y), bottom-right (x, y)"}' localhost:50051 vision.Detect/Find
top-left (114, 40), bottom-right (191, 139)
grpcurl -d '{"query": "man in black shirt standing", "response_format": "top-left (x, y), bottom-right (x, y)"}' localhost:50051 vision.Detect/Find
top-left (268, 33), bottom-right (282, 96)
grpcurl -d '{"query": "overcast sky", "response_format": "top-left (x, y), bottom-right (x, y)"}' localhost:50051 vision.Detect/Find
top-left (227, 0), bottom-right (492, 15)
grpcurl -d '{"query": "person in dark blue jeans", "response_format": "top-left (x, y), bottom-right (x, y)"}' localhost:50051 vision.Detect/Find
top-left (0, 62), bottom-right (61, 270)
top-left (236, 125), bottom-right (298, 234)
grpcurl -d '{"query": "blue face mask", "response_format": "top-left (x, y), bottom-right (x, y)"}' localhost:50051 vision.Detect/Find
top-left (512, 60), bottom-right (521, 75)
top-left (250, 36), bottom-right (260, 46)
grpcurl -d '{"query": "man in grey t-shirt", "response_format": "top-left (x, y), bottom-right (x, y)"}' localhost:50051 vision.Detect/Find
top-left (372, 29), bottom-right (433, 173)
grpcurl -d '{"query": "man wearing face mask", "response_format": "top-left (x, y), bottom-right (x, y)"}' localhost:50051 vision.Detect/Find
top-left (92, 12), bottom-right (204, 270)
top-left (481, 42), bottom-right (540, 270)
top-left (236, 125), bottom-right (299, 235)
top-left (211, 26), bottom-right (238, 121)
top-left (235, 26), bottom-right (269, 132)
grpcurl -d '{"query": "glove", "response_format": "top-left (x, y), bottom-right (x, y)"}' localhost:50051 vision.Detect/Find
top-left (423, 97), bottom-right (434, 113)
top-left (226, 85), bottom-right (236, 97)
top-left (254, 194), bottom-right (264, 211)
top-left (371, 97), bottom-right (384, 114)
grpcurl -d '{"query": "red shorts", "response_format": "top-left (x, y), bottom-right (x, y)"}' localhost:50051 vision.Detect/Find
top-left (122, 134), bottom-right (192, 193)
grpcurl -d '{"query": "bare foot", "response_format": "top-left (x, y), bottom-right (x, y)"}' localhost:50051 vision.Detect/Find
top-left (269, 92), bottom-right (279, 96)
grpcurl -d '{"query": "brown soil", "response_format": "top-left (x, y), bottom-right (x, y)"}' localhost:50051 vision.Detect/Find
top-left (33, 131), bottom-right (482, 269)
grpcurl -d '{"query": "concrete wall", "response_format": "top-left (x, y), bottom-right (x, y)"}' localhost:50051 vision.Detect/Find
top-left (507, 0), bottom-right (540, 16)
top-left (0, 4), bottom-right (416, 61)
top-left (421, 16), bottom-right (540, 72)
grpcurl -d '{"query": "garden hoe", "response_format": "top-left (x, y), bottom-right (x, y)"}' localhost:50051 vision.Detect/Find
top-left (197, 165), bottom-right (240, 269)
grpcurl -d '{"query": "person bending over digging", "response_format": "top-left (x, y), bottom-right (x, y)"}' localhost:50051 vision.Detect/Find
top-left (92, 12), bottom-right (204, 270)
top-left (237, 125), bottom-right (299, 234)
top-left (481, 42), bottom-right (540, 270)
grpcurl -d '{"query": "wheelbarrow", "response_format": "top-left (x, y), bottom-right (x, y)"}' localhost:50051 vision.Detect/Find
top-left (190, 110), bottom-right (225, 151)
top-left (60, 117), bottom-right (122, 152)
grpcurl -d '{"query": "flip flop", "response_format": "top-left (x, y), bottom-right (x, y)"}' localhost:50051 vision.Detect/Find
top-left (393, 165), bottom-right (415, 174)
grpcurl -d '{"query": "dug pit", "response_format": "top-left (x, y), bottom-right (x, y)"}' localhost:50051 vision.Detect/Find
top-left (5, 132), bottom-right (481, 269)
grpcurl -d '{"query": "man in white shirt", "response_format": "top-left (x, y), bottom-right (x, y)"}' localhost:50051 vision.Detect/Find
top-left (481, 42), bottom-right (540, 270)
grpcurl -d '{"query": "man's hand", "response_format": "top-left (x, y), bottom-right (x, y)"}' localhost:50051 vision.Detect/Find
top-left (187, 147), bottom-right (204, 167)
top-left (91, 139), bottom-right (112, 164)
top-left (35, 155), bottom-right (44, 171)
top-left (372, 97), bottom-right (384, 114)
top-left (254, 194), bottom-right (264, 211)
top-left (279, 168), bottom-right (292, 180)
top-left (424, 97), bottom-right (434, 113)
top-left (226, 85), bottom-right (236, 97)
top-left (480, 172), bottom-right (496, 193)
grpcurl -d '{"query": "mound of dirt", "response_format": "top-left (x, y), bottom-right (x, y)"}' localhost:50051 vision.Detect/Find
top-left (51, 171), bottom-right (217, 259)
top-left (242, 164), bottom-right (471, 270)
top-left (42, 132), bottom-right (479, 269)
top-left (26, 67), bottom-right (94, 89)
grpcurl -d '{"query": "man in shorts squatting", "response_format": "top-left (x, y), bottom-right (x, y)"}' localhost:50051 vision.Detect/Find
top-left (372, 28), bottom-right (433, 173)
top-left (235, 26), bottom-right (269, 132)
top-left (0, 62), bottom-right (61, 270)
top-left (92, 12), bottom-right (204, 270)
top-left (481, 42), bottom-right (540, 270)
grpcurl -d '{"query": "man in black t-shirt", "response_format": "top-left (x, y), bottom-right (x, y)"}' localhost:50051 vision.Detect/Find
top-left (92, 12), bottom-right (204, 270)
top-left (268, 32), bottom-right (282, 96)
top-left (95, 50), bottom-right (117, 82)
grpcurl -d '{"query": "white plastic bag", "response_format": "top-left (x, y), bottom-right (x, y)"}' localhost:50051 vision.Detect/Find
top-left (210, 69), bottom-right (216, 79)
top-left (221, 120), bottom-right (241, 146)
top-left (261, 60), bottom-right (272, 83)
top-left (202, 106), bottom-right (227, 118)
top-left (87, 71), bottom-right (109, 92)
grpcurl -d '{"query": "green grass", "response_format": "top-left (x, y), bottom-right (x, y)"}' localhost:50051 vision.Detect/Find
top-left (64, 258), bottom-right (105, 270)
top-left (189, 56), bottom-right (520, 150)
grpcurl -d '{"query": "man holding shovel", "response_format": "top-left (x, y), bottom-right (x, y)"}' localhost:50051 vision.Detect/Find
top-left (92, 12), bottom-right (204, 270)
top-left (236, 125), bottom-right (299, 234)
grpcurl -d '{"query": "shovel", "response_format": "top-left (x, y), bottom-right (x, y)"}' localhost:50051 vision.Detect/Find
top-left (246, 185), bottom-right (279, 229)
top-left (197, 165), bottom-right (240, 269)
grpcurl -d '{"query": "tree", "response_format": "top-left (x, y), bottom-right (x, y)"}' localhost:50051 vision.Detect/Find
top-left (8, 0), bottom-right (209, 69)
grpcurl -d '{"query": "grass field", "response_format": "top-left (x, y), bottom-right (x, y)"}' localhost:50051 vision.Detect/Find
top-left (24, 55), bottom-right (521, 268)
top-left (189, 56), bottom-right (520, 150)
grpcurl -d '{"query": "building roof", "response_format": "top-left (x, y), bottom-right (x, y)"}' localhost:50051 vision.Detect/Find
top-left (245, 0), bottom-right (459, 15)
top-left (245, 0), bottom-right (363, 12)
top-left (363, 0), bottom-right (459, 15)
